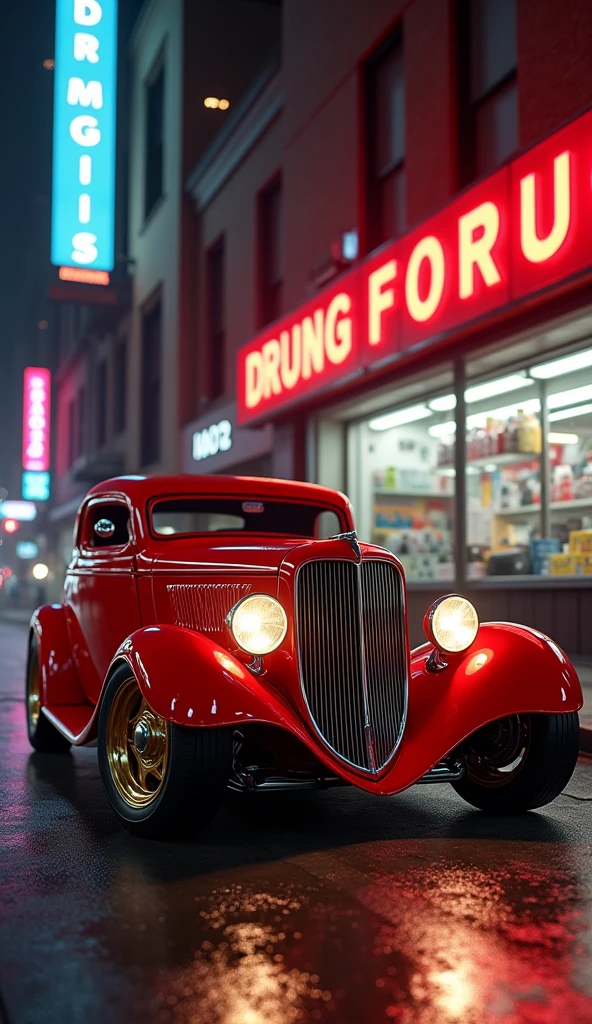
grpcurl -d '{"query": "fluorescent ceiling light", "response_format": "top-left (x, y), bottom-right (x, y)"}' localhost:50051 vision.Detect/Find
top-left (549, 403), bottom-right (592, 422)
top-left (548, 432), bottom-right (579, 445)
top-left (428, 421), bottom-right (456, 438)
top-left (484, 463), bottom-right (498, 472)
top-left (548, 384), bottom-right (592, 409)
top-left (368, 404), bottom-right (432, 431)
top-left (429, 394), bottom-right (457, 412)
top-left (465, 374), bottom-right (533, 404)
top-left (530, 347), bottom-right (592, 379)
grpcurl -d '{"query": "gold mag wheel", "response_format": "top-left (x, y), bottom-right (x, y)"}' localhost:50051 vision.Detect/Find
top-left (27, 654), bottom-right (41, 731)
top-left (106, 676), bottom-right (169, 808)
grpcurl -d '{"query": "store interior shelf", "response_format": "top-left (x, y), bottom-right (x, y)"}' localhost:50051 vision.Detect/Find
top-left (493, 497), bottom-right (592, 516)
top-left (465, 451), bottom-right (541, 469)
top-left (374, 487), bottom-right (454, 498)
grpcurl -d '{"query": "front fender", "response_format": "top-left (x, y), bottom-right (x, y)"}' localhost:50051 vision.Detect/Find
top-left (377, 621), bottom-right (583, 795)
top-left (111, 625), bottom-right (314, 740)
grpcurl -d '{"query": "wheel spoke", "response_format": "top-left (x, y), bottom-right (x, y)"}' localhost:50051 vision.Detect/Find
top-left (130, 698), bottom-right (148, 732)
top-left (128, 741), bottom-right (150, 789)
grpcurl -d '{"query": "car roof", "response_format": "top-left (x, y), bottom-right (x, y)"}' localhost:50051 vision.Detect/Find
top-left (85, 474), bottom-right (353, 515)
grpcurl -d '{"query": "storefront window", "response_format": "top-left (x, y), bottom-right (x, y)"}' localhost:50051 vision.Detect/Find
top-left (464, 345), bottom-right (592, 578)
top-left (344, 340), bottom-right (592, 584)
top-left (348, 379), bottom-right (456, 583)
top-left (539, 346), bottom-right (592, 576)
top-left (462, 371), bottom-right (542, 577)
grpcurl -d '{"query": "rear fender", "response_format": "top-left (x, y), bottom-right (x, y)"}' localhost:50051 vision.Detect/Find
top-left (110, 625), bottom-right (313, 739)
top-left (30, 604), bottom-right (86, 706)
top-left (378, 621), bottom-right (583, 794)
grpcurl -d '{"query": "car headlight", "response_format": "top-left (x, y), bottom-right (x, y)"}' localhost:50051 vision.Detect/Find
top-left (228, 594), bottom-right (288, 656)
top-left (424, 595), bottom-right (479, 653)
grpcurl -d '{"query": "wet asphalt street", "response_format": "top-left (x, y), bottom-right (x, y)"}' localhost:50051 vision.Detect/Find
top-left (1, 621), bottom-right (591, 1024)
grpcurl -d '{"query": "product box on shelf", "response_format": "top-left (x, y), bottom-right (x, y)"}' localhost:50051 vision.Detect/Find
top-left (549, 553), bottom-right (592, 575)
top-left (569, 530), bottom-right (592, 554)
top-left (549, 554), bottom-right (581, 575)
top-left (530, 538), bottom-right (561, 575)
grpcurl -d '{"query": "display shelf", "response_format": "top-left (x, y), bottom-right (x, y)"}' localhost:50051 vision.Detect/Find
top-left (493, 497), bottom-right (592, 516)
top-left (466, 451), bottom-right (541, 469)
top-left (374, 487), bottom-right (454, 499)
top-left (550, 497), bottom-right (592, 512)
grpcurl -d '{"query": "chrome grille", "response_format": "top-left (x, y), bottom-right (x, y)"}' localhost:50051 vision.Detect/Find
top-left (296, 558), bottom-right (407, 772)
top-left (168, 583), bottom-right (251, 632)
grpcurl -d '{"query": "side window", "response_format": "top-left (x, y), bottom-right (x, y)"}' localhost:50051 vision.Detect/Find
top-left (315, 510), bottom-right (342, 539)
top-left (83, 503), bottom-right (132, 549)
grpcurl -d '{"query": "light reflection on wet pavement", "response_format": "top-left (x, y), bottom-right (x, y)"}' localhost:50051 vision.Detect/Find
top-left (1, 623), bottom-right (591, 1024)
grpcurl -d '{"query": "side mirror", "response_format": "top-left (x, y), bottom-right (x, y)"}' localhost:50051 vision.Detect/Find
top-left (94, 518), bottom-right (116, 540)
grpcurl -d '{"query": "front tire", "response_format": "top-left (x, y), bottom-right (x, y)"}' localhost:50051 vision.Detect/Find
top-left (26, 636), bottom-right (72, 753)
top-left (97, 664), bottom-right (233, 839)
top-left (453, 713), bottom-right (580, 813)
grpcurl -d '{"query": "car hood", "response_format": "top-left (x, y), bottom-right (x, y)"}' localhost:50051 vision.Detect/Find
top-left (147, 535), bottom-right (318, 575)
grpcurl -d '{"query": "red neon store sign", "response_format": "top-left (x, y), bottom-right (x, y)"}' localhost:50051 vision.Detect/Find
top-left (238, 107), bottom-right (592, 425)
top-left (23, 368), bottom-right (51, 473)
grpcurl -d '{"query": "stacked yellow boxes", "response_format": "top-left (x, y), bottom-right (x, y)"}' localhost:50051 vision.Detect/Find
top-left (549, 530), bottom-right (592, 575)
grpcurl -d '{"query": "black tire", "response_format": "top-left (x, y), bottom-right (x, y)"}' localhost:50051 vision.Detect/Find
top-left (452, 712), bottom-right (580, 813)
top-left (97, 663), bottom-right (233, 839)
top-left (26, 636), bottom-right (72, 754)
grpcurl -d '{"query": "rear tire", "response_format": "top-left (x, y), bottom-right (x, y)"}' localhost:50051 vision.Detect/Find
top-left (97, 663), bottom-right (233, 839)
top-left (453, 713), bottom-right (580, 813)
top-left (26, 636), bottom-right (72, 754)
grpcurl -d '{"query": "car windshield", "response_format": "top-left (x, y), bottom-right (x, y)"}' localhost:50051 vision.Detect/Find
top-left (151, 498), bottom-right (344, 538)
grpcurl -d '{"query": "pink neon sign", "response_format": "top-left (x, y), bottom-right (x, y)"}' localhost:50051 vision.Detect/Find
top-left (22, 368), bottom-right (51, 473)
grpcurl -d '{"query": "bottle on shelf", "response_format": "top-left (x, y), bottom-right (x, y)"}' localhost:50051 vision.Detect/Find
top-left (518, 410), bottom-right (542, 454)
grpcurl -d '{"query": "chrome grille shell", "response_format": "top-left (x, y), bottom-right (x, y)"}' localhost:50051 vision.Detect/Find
top-left (295, 556), bottom-right (408, 773)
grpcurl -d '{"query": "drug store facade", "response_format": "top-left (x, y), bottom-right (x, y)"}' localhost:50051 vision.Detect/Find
top-left (237, 106), bottom-right (592, 654)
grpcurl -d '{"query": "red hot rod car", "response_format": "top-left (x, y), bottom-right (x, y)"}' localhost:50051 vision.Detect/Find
top-left (26, 475), bottom-right (582, 838)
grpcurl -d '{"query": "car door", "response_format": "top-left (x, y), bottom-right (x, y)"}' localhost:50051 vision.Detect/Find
top-left (65, 495), bottom-right (141, 704)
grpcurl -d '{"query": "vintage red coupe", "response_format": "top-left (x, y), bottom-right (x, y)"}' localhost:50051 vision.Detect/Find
top-left (26, 475), bottom-right (582, 838)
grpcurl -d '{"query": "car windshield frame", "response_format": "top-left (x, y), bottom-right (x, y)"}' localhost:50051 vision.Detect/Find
top-left (146, 493), bottom-right (348, 541)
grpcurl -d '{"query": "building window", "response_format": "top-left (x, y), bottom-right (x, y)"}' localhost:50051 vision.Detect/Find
top-left (258, 175), bottom-right (283, 327)
top-left (77, 386), bottom-right (86, 459)
top-left (459, 0), bottom-right (518, 183)
top-left (141, 298), bottom-right (162, 466)
top-left (366, 32), bottom-right (405, 252)
top-left (114, 340), bottom-right (127, 434)
top-left (67, 398), bottom-right (76, 468)
top-left (145, 61), bottom-right (164, 219)
top-left (206, 238), bottom-right (225, 400)
top-left (96, 361), bottom-right (107, 448)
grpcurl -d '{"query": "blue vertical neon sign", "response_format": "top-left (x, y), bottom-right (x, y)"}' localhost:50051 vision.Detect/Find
top-left (51, 0), bottom-right (118, 272)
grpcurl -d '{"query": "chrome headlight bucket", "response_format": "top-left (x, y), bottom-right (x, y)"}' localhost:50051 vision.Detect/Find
top-left (424, 594), bottom-right (479, 654)
top-left (227, 593), bottom-right (288, 656)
